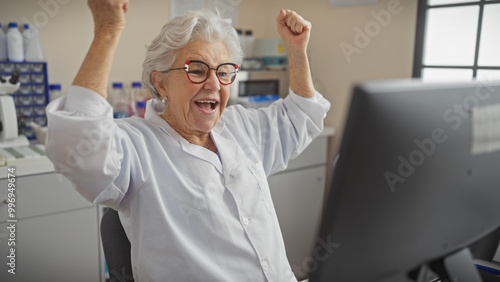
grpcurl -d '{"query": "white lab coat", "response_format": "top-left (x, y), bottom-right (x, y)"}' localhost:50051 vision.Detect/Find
top-left (45, 85), bottom-right (330, 282)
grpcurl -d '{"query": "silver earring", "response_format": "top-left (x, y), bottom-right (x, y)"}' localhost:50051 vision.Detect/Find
top-left (162, 96), bottom-right (168, 104)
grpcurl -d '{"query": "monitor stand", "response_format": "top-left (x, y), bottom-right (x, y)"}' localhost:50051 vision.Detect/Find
top-left (430, 248), bottom-right (483, 282)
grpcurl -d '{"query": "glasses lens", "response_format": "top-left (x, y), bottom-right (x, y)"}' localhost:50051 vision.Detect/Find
top-left (217, 64), bottom-right (237, 84)
top-left (187, 62), bottom-right (209, 83)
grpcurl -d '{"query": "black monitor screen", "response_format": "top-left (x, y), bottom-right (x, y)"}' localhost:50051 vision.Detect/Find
top-left (310, 79), bottom-right (500, 282)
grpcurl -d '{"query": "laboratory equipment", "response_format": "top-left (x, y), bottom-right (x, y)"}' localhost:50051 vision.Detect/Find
top-left (0, 71), bottom-right (29, 147)
top-left (252, 38), bottom-right (288, 67)
top-left (229, 67), bottom-right (288, 108)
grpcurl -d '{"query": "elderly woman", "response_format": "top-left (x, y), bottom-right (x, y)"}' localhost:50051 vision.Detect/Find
top-left (45, 0), bottom-right (330, 281)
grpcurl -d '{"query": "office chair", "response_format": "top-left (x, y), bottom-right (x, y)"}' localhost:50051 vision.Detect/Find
top-left (101, 208), bottom-right (135, 282)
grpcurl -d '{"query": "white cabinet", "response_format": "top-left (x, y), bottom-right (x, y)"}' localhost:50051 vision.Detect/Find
top-left (268, 129), bottom-right (334, 280)
top-left (0, 172), bottom-right (101, 282)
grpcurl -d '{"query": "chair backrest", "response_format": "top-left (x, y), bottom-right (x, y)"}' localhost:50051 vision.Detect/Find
top-left (101, 208), bottom-right (135, 282)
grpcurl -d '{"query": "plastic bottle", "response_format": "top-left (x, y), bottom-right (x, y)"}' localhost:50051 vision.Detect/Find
top-left (136, 100), bottom-right (146, 118)
top-left (108, 82), bottom-right (120, 103)
top-left (0, 24), bottom-right (7, 61)
top-left (110, 82), bottom-right (129, 119)
top-left (131, 82), bottom-right (148, 118)
top-left (22, 24), bottom-right (29, 54)
top-left (23, 24), bottom-right (45, 62)
top-left (49, 84), bottom-right (62, 102)
top-left (127, 82), bottom-right (137, 116)
top-left (6, 22), bottom-right (24, 62)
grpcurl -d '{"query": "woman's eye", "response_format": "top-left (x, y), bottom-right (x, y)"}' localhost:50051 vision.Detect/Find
top-left (218, 72), bottom-right (228, 78)
top-left (189, 70), bottom-right (205, 76)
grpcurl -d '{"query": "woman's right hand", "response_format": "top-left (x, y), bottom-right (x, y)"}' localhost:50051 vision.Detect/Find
top-left (72, 0), bottom-right (128, 97)
top-left (88, 0), bottom-right (129, 34)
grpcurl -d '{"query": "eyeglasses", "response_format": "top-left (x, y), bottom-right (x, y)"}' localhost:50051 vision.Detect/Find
top-left (163, 60), bottom-right (239, 85)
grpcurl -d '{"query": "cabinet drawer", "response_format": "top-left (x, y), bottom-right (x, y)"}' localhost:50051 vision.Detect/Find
top-left (268, 165), bottom-right (326, 278)
top-left (0, 173), bottom-right (93, 222)
top-left (0, 207), bottom-right (100, 282)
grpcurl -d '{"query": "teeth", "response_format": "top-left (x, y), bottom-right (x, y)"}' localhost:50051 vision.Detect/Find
top-left (197, 100), bottom-right (216, 104)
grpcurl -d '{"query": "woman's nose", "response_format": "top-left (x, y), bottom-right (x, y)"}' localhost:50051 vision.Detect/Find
top-left (204, 69), bottom-right (221, 91)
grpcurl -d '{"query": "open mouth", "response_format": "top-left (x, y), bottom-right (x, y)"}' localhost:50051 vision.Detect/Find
top-left (194, 100), bottom-right (218, 113)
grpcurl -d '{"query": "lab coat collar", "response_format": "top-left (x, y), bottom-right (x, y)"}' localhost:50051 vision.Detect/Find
top-left (144, 98), bottom-right (178, 139)
top-left (211, 127), bottom-right (237, 182)
top-left (144, 98), bottom-right (236, 176)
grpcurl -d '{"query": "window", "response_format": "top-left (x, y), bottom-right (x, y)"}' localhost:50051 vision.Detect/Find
top-left (413, 0), bottom-right (500, 81)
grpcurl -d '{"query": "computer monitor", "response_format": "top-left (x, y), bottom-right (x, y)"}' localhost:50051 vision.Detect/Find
top-left (310, 79), bottom-right (500, 282)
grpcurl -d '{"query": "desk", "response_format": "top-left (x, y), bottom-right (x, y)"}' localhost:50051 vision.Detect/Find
top-left (0, 169), bottom-right (101, 282)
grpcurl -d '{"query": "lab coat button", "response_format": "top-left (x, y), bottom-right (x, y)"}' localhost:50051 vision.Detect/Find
top-left (262, 261), bottom-right (269, 271)
top-left (242, 217), bottom-right (249, 225)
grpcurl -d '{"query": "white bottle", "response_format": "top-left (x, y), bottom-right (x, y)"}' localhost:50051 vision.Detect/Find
top-left (23, 24), bottom-right (45, 62)
top-left (6, 22), bottom-right (24, 62)
top-left (22, 24), bottom-right (29, 54)
top-left (0, 23), bottom-right (7, 61)
top-left (49, 84), bottom-right (62, 102)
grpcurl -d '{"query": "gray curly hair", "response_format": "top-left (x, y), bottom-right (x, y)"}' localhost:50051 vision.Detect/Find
top-left (142, 9), bottom-right (244, 99)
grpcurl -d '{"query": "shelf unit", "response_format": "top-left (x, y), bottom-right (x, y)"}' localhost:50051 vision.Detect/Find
top-left (0, 61), bottom-right (49, 141)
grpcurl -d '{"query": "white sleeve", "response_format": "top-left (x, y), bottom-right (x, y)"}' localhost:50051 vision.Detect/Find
top-left (45, 86), bottom-right (148, 210)
top-left (221, 89), bottom-right (331, 176)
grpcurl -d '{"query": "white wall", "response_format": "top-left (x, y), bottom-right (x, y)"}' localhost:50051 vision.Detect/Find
top-left (0, 0), bottom-right (417, 191)
top-left (237, 0), bottom-right (417, 188)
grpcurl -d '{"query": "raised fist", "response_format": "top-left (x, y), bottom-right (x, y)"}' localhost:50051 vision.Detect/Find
top-left (88, 0), bottom-right (129, 34)
top-left (276, 9), bottom-right (312, 54)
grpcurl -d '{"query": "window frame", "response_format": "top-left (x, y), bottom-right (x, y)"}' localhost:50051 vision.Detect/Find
top-left (413, 0), bottom-right (500, 79)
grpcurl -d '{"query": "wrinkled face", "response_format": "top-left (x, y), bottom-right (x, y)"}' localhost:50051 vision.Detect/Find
top-left (157, 40), bottom-right (232, 136)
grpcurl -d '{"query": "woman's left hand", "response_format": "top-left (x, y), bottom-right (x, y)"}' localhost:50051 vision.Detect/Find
top-left (276, 9), bottom-right (311, 54)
